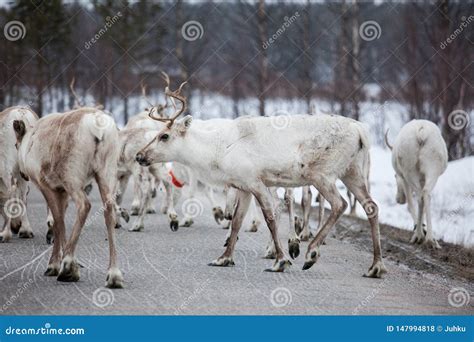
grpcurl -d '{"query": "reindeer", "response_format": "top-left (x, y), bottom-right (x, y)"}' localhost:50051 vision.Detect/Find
top-left (136, 82), bottom-right (386, 277)
top-left (0, 106), bottom-right (38, 242)
top-left (385, 120), bottom-right (448, 249)
top-left (13, 106), bottom-right (124, 288)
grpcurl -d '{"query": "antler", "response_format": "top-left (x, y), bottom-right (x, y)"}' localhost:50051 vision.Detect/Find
top-left (69, 77), bottom-right (84, 108)
top-left (149, 73), bottom-right (188, 127)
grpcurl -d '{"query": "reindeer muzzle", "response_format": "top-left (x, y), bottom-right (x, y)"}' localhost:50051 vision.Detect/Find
top-left (135, 152), bottom-right (151, 166)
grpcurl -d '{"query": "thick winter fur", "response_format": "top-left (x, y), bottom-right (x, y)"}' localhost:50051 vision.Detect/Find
top-left (0, 106), bottom-right (38, 242)
top-left (137, 114), bottom-right (386, 277)
top-left (388, 120), bottom-right (448, 248)
top-left (15, 107), bottom-right (123, 288)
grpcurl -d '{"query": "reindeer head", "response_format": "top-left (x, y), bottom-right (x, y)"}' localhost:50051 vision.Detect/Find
top-left (135, 74), bottom-right (191, 166)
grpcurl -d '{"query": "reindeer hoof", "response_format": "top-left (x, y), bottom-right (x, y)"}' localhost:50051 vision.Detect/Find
top-left (115, 223), bottom-right (122, 229)
top-left (128, 225), bottom-right (144, 232)
top-left (46, 229), bottom-right (54, 244)
top-left (363, 260), bottom-right (387, 278)
top-left (294, 216), bottom-right (303, 236)
top-left (146, 208), bottom-right (156, 214)
top-left (44, 264), bottom-right (60, 276)
top-left (288, 238), bottom-right (300, 259)
top-left (246, 221), bottom-right (258, 232)
top-left (120, 209), bottom-right (130, 223)
top-left (222, 220), bottom-right (231, 230)
top-left (263, 247), bottom-right (277, 259)
top-left (106, 268), bottom-right (124, 289)
top-left (151, 188), bottom-right (157, 198)
top-left (265, 259), bottom-right (291, 272)
top-left (130, 207), bottom-right (139, 216)
top-left (170, 219), bottom-right (179, 232)
top-left (410, 231), bottom-right (425, 244)
top-left (423, 238), bottom-right (441, 249)
top-left (298, 232), bottom-right (313, 242)
top-left (57, 257), bottom-right (80, 282)
top-left (181, 218), bottom-right (194, 227)
top-left (0, 232), bottom-right (12, 243)
top-left (212, 207), bottom-right (224, 225)
top-left (302, 247), bottom-right (320, 270)
top-left (18, 230), bottom-right (34, 239)
top-left (208, 257), bottom-right (235, 267)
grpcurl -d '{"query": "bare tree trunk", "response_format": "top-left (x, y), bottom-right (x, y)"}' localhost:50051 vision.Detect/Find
top-left (257, 0), bottom-right (268, 116)
top-left (303, 0), bottom-right (312, 113)
top-left (350, 0), bottom-right (360, 120)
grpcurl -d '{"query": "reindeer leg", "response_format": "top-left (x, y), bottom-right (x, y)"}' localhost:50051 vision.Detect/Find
top-left (12, 180), bottom-right (33, 239)
top-left (57, 188), bottom-right (90, 283)
top-left (342, 174), bottom-right (387, 278)
top-left (253, 186), bottom-right (291, 272)
top-left (46, 207), bottom-right (54, 243)
top-left (40, 187), bottom-right (68, 276)
top-left (209, 189), bottom-right (251, 267)
top-left (96, 173), bottom-right (124, 288)
top-left (286, 188), bottom-right (300, 259)
top-left (0, 200), bottom-right (12, 243)
top-left (421, 182), bottom-right (440, 249)
top-left (303, 178), bottom-right (347, 271)
top-left (247, 196), bottom-right (261, 232)
top-left (299, 186), bottom-right (313, 241)
top-left (129, 170), bottom-right (152, 232)
top-left (146, 175), bottom-right (157, 214)
top-left (115, 173), bottom-right (131, 229)
top-left (130, 172), bottom-right (141, 216)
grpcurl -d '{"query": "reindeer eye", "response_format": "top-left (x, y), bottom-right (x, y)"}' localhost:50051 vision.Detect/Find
top-left (159, 133), bottom-right (169, 142)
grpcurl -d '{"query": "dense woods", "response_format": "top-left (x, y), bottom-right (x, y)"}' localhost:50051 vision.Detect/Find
top-left (0, 0), bottom-right (472, 159)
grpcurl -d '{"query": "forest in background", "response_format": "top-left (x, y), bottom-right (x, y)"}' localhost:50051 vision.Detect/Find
top-left (0, 0), bottom-right (473, 159)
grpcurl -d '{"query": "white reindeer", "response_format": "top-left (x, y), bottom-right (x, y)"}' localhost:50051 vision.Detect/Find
top-left (135, 83), bottom-right (386, 277)
top-left (13, 107), bottom-right (123, 288)
top-left (0, 106), bottom-right (38, 242)
top-left (385, 120), bottom-right (448, 249)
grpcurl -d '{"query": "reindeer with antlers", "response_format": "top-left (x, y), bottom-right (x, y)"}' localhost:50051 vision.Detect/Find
top-left (135, 80), bottom-right (386, 277)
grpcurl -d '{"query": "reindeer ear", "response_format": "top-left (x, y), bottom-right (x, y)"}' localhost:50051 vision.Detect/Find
top-left (176, 115), bottom-right (193, 133)
top-left (13, 120), bottom-right (26, 143)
